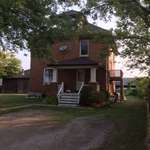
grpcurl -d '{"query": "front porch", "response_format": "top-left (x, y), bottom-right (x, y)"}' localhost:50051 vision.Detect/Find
top-left (55, 67), bottom-right (98, 106)
top-left (57, 68), bottom-right (97, 92)
top-left (45, 58), bottom-right (100, 106)
top-left (43, 58), bottom-right (124, 106)
top-left (47, 57), bottom-right (99, 92)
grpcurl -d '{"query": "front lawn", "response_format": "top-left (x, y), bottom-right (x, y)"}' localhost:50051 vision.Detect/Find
top-left (0, 94), bottom-right (147, 150)
top-left (0, 94), bottom-right (43, 108)
top-left (38, 96), bottom-right (147, 150)
top-left (99, 96), bottom-right (147, 150)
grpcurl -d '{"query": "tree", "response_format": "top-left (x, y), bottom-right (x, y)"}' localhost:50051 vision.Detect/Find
top-left (135, 77), bottom-right (150, 98)
top-left (0, 51), bottom-right (21, 77)
top-left (0, 0), bottom-right (150, 73)
top-left (84, 0), bottom-right (150, 73)
top-left (0, 0), bottom-right (79, 57)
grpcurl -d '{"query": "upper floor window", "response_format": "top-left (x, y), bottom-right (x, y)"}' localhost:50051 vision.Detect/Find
top-left (80, 39), bottom-right (89, 57)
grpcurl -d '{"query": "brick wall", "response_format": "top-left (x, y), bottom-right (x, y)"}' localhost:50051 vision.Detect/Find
top-left (30, 39), bottom-right (113, 95)
top-left (51, 39), bottom-right (108, 63)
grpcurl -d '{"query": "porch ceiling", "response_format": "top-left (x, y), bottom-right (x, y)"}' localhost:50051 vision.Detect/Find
top-left (47, 57), bottom-right (98, 68)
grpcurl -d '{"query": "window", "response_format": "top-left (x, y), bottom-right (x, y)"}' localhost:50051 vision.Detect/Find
top-left (43, 68), bottom-right (54, 85)
top-left (80, 39), bottom-right (89, 56)
top-left (59, 45), bottom-right (68, 52)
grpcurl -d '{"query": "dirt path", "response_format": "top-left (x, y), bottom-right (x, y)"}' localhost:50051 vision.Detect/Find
top-left (0, 110), bottom-right (114, 150)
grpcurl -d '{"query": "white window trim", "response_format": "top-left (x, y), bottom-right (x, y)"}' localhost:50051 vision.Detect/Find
top-left (80, 39), bottom-right (89, 57)
top-left (43, 67), bottom-right (57, 85)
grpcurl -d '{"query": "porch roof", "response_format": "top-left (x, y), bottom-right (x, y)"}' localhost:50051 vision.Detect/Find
top-left (47, 57), bottom-right (98, 67)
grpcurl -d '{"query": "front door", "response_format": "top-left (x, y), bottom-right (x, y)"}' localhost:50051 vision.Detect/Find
top-left (76, 69), bottom-right (85, 90)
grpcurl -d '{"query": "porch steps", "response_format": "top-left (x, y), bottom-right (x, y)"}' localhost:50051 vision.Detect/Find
top-left (58, 93), bottom-right (80, 106)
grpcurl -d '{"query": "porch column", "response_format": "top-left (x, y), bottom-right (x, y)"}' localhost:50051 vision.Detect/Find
top-left (90, 68), bottom-right (96, 83)
top-left (53, 68), bottom-right (57, 83)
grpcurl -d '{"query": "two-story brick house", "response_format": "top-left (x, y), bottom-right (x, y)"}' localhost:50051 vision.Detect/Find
top-left (30, 11), bottom-right (123, 106)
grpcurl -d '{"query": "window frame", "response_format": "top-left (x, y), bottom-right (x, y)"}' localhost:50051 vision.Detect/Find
top-left (43, 68), bottom-right (54, 85)
top-left (80, 39), bottom-right (89, 57)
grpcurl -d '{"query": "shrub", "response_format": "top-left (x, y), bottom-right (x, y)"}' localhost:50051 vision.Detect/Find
top-left (98, 89), bottom-right (109, 102)
top-left (80, 86), bottom-right (109, 106)
top-left (80, 86), bottom-right (94, 106)
top-left (44, 96), bottom-right (58, 105)
top-left (135, 77), bottom-right (150, 98)
top-left (126, 88), bottom-right (138, 96)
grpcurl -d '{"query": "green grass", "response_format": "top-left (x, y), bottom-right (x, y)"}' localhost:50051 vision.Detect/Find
top-left (0, 94), bottom-right (147, 150)
top-left (98, 96), bottom-right (147, 150)
top-left (38, 96), bottom-right (147, 150)
top-left (0, 94), bottom-right (43, 108)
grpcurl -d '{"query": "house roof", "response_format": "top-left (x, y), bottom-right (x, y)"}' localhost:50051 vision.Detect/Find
top-left (47, 57), bottom-right (98, 67)
top-left (83, 23), bottom-right (111, 35)
top-left (60, 10), bottom-right (111, 35)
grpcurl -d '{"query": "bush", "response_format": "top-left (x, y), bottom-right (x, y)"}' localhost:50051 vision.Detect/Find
top-left (126, 77), bottom-right (150, 98)
top-left (44, 96), bottom-right (58, 105)
top-left (98, 89), bottom-right (109, 102)
top-left (80, 86), bottom-right (94, 106)
top-left (126, 88), bottom-right (138, 96)
top-left (136, 77), bottom-right (150, 98)
top-left (80, 86), bottom-right (109, 106)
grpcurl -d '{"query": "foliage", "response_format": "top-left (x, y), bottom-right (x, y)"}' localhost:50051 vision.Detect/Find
top-left (0, 0), bottom-right (150, 72)
top-left (0, 0), bottom-right (84, 58)
top-left (98, 89), bottom-right (109, 102)
top-left (80, 86), bottom-right (109, 106)
top-left (85, 0), bottom-right (150, 73)
top-left (126, 88), bottom-right (138, 97)
top-left (0, 51), bottom-right (21, 78)
top-left (80, 86), bottom-right (94, 106)
top-left (44, 96), bottom-right (58, 105)
top-left (126, 77), bottom-right (150, 98)
top-left (135, 77), bottom-right (150, 98)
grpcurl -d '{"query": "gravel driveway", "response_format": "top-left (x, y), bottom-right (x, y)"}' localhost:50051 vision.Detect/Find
top-left (0, 109), bottom-right (114, 150)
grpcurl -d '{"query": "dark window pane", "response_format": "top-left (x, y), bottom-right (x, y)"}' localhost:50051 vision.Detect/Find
top-left (80, 40), bottom-right (89, 55)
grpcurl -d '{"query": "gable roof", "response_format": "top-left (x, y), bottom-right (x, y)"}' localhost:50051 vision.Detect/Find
top-left (61, 10), bottom-right (111, 35)
top-left (79, 23), bottom-right (112, 40)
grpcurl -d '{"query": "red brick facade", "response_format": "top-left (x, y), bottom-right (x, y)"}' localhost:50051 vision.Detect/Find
top-left (30, 38), bottom-right (114, 96)
top-left (51, 39), bottom-right (107, 63)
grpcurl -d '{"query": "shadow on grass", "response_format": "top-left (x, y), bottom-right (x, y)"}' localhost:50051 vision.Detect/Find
top-left (0, 94), bottom-right (147, 150)
top-left (97, 96), bottom-right (147, 150)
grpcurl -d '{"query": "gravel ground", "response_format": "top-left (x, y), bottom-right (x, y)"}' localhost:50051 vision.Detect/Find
top-left (0, 110), bottom-right (114, 150)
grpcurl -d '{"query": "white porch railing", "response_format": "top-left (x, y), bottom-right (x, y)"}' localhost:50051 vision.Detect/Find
top-left (78, 82), bottom-right (84, 95)
top-left (57, 82), bottom-right (84, 106)
top-left (57, 82), bottom-right (64, 100)
top-left (77, 82), bottom-right (84, 104)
